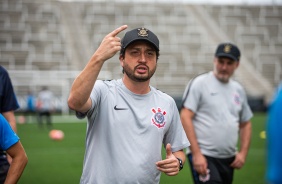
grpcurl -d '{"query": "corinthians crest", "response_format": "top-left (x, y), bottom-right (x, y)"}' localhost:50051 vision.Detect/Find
top-left (138, 28), bottom-right (148, 37)
top-left (151, 108), bottom-right (166, 128)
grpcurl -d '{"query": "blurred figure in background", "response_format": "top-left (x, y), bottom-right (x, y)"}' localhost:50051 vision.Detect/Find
top-left (266, 82), bottom-right (282, 184)
top-left (24, 90), bottom-right (36, 123)
top-left (0, 65), bottom-right (20, 183)
top-left (36, 86), bottom-right (54, 129)
top-left (180, 43), bottom-right (253, 184)
top-left (0, 114), bottom-right (28, 184)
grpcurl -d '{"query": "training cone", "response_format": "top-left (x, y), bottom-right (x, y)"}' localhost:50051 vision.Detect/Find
top-left (259, 131), bottom-right (266, 139)
top-left (49, 129), bottom-right (64, 141)
top-left (18, 115), bottom-right (26, 124)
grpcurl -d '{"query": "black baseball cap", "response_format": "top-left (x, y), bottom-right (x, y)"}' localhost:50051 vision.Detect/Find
top-left (121, 27), bottom-right (159, 51)
top-left (215, 43), bottom-right (240, 61)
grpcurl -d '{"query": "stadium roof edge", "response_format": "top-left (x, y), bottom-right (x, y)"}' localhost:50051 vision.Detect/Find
top-left (57, 0), bottom-right (282, 6)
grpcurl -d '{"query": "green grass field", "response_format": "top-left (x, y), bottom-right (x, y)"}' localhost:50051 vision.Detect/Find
top-left (16, 113), bottom-right (267, 184)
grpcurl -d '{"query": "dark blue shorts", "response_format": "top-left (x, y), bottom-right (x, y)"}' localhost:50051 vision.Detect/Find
top-left (187, 153), bottom-right (235, 184)
top-left (0, 154), bottom-right (10, 183)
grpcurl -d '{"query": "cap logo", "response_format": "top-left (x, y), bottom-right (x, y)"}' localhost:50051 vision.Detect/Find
top-left (138, 28), bottom-right (148, 37)
top-left (223, 44), bottom-right (231, 53)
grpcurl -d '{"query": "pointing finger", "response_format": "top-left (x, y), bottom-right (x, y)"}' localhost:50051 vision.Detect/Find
top-left (109, 25), bottom-right (128, 37)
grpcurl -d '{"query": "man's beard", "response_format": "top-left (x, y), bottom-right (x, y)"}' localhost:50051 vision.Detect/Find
top-left (215, 71), bottom-right (230, 83)
top-left (123, 64), bottom-right (156, 82)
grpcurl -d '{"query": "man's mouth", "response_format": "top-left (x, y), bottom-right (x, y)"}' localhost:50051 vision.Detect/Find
top-left (136, 65), bottom-right (148, 74)
top-left (220, 71), bottom-right (228, 75)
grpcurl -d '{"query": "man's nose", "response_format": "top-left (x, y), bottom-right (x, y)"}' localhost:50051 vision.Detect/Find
top-left (222, 63), bottom-right (228, 69)
top-left (138, 53), bottom-right (146, 62)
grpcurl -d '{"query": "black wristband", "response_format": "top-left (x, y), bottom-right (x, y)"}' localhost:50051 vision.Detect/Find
top-left (176, 158), bottom-right (183, 171)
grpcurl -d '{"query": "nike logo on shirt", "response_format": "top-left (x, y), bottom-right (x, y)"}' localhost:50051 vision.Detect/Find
top-left (114, 105), bottom-right (128, 110)
top-left (210, 92), bottom-right (218, 96)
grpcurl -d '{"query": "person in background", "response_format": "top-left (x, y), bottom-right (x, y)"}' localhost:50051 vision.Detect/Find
top-left (68, 25), bottom-right (190, 183)
top-left (0, 65), bottom-right (20, 183)
top-left (180, 43), bottom-right (253, 184)
top-left (0, 114), bottom-right (28, 184)
top-left (266, 82), bottom-right (282, 184)
top-left (36, 86), bottom-right (54, 129)
top-left (24, 90), bottom-right (36, 123)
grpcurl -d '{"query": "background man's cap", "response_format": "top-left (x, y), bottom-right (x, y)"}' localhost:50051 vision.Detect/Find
top-left (215, 43), bottom-right (240, 61)
top-left (121, 27), bottom-right (159, 51)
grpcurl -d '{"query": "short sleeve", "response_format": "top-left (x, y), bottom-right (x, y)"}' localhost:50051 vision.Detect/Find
top-left (182, 77), bottom-right (202, 113)
top-left (75, 80), bottom-right (107, 119)
top-left (0, 115), bottom-right (19, 150)
top-left (0, 67), bottom-right (19, 113)
top-left (240, 89), bottom-right (253, 123)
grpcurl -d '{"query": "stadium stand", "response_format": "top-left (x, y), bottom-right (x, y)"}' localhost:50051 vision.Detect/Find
top-left (1, 0), bottom-right (281, 113)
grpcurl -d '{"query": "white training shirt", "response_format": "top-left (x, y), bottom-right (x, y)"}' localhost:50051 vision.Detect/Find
top-left (78, 79), bottom-right (190, 184)
top-left (182, 71), bottom-right (253, 158)
top-left (37, 90), bottom-right (53, 111)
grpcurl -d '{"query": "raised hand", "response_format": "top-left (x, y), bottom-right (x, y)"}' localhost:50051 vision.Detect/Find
top-left (156, 143), bottom-right (179, 176)
top-left (93, 25), bottom-right (128, 63)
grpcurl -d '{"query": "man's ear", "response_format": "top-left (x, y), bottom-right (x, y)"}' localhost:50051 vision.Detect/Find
top-left (119, 55), bottom-right (124, 66)
top-left (213, 57), bottom-right (217, 64)
top-left (119, 55), bottom-right (124, 61)
top-left (235, 61), bottom-right (240, 68)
